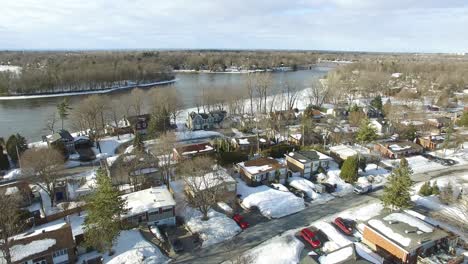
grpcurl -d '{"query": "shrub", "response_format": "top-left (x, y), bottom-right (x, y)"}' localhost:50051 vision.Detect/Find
top-left (340, 156), bottom-right (359, 183)
top-left (262, 144), bottom-right (298, 158)
top-left (218, 152), bottom-right (248, 166)
top-left (418, 182), bottom-right (432, 196)
top-left (431, 181), bottom-right (440, 195)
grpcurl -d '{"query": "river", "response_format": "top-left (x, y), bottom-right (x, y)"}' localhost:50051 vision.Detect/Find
top-left (0, 66), bottom-right (333, 141)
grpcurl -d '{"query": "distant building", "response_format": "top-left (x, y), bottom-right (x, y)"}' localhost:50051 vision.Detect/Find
top-left (416, 135), bottom-right (445, 151)
top-left (237, 157), bottom-right (287, 186)
top-left (127, 114), bottom-right (151, 134)
top-left (121, 186), bottom-right (176, 227)
top-left (187, 110), bottom-right (226, 130)
top-left (285, 151), bottom-right (332, 179)
top-left (361, 211), bottom-right (450, 264)
top-left (374, 141), bottom-right (423, 159)
top-left (47, 129), bottom-right (75, 154)
top-left (231, 136), bottom-right (271, 152)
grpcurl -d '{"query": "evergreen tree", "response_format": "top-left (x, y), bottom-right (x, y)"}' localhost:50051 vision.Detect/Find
top-left (370, 95), bottom-right (383, 111)
top-left (57, 99), bottom-right (72, 130)
top-left (358, 156), bottom-right (367, 172)
top-left (402, 124), bottom-right (418, 141)
top-left (356, 118), bottom-right (378, 144)
top-left (0, 145), bottom-right (9, 170)
top-left (418, 182), bottom-right (432, 196)
top-left (133, 132), bottom-right (145, 153)
top-left (84, 168), bottom-right (127, 254)
top-left (431, 181), bottom-right (440, 195)
top-left (457, 111), bottom-right (468, 128)
top-left (6, 134), bottom-right (28, 164)
top-left (381, 157), bottom-right (413, 210)
top-left (340, 156), bottom-right (359, 183)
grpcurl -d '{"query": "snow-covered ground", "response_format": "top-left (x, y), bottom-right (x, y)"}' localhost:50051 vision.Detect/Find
top-left (185, 209), bottom-right (241, 248)
top-left (237, 179), bottom-right (305, 219)
top-left (288, 177), bottom-right (333, 203)
top-left (382, 155), bottom-right (445, 174)
top-left (429, 142), bottom-right (468, 165)
top-left (78, 229), bottom-right (169, 264)
top-left (233, 234), bottom-right (304, 264)
top-left (93, 133), bottom-right (134, 159)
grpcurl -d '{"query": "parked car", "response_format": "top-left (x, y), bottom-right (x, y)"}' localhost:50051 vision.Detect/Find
top-left (233, 214), bottom-right (249, 229)
top-left (354, 184), bottom-right (372, 194)
top-left (321, 183), bottom-right (337, 193)
top-left (300, 228), bottom-right (321, 248)
top-left (333, 217), bottom-right (354, 236)
top-left (287, 186), bottom-right (306, 198)
top-left (171, 238), bottom-right (183, 253)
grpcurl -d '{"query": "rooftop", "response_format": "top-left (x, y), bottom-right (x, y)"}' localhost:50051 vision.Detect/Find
top-left (379, 141), bottom-right (423, 153)
top-left (365, 211), bottom-right (448, 252)
top-left (176, 142), bottom-right (214, 156)
top-left (238, 157), bottom-right (284, 175)
top-left (122, 186), bottom-right (176, 218)
top-left (285, 151), bottom-right (332, 164)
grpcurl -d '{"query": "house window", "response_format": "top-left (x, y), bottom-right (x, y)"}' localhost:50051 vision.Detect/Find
top-left (53, 248), bottom-right (68, 258)
top-left (162, 208), bottom-right (173, 213)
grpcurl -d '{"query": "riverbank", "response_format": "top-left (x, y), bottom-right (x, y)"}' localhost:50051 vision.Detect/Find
top-left (0, 78), bottom-right (177, 101)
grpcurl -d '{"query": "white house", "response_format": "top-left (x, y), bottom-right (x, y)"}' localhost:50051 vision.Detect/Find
top-left (122, 186), bottom-right (176, 226)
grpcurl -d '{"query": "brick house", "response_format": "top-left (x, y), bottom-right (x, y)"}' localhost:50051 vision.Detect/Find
top-left (7, 222), bottom-right (76, 264)
top-left (362, 211), bottom-right (449, 264)
top-left (284, 151), bottom-right (332, 179)
top-left (121, 186), bottom-right (176, 227)
top-left (374, 141), bottom-right (423, 159)
top-left (237, 157), bottom-right (287, 186)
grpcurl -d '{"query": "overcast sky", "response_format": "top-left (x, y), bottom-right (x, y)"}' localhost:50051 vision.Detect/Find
top-left (1, 0), bottom-right (468, 53)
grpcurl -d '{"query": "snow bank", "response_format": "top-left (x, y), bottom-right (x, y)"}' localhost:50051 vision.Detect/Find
top-left (313, 222), bottom-right (352, 248)
top-left (79, 230), bottom-right (169, 264)
top-left (319, 246), bottom-right (353, 264)
top-left (10, 239), bottom-right (56, 262)
top-left (288, 177), bottom-right (319, 199)
top-left (2, 168), bottom-right (21, 180)
top-left (325, 169), bottom-right (353, 196)
top-left (237, 180), bottom-right (305, 219)
top-left (241, 234), bottom-right (304, 264)
top-left (186, 209), bottom-right (241, 248)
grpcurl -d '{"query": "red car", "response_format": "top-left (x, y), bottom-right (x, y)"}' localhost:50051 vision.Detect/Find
top-left (300, 228), bottom-right (321, 248)
top-left (233, 214), bottom-right (249, 229)
top-left (333, 217), bottom-right (354, 236)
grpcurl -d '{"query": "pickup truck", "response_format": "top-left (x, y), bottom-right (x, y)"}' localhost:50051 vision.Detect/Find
top-left (353, 185), bottom-right (372, 194)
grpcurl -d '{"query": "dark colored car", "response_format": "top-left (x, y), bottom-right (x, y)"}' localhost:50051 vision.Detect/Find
top-left (300, 228), bottom-right (321, 248)
top-left (321, 183), bottom-right (337, 193)
top-left (171, 239), bottom-right (183, 253)
top-left (233, 214), bottom-right (249, 229)
top-left (333, 217), bottom-right (354, 236)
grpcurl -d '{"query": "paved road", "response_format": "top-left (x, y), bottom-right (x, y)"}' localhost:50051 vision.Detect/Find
top-left (172, 163), bottom-right (468, 264)
top-left (173, 193), bottom-right (378, 264)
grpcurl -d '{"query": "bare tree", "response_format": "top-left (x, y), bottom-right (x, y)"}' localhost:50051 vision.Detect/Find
top-left (255, 73), bottom-right (272, 113)
top-left (129, 89), bottom-right (145, 117)
top-left (21, 148), bottom-right (64, 209)
top-left (284, 80), bottom-right (300, 110)
top-left (179, 157), bottom-right (227, 220)
top-left (245, 73), bottom-right (256, 116)
top-left (307, 79), bottom-right (329, 107)
top-left (44, 113), bottom-right (58, 135)
top-left (107, 98), bottom-right (125, 140)
top-left (0, 192), bottom-right (23, 264)
top-left (151, 132), bottom-right (176, 185)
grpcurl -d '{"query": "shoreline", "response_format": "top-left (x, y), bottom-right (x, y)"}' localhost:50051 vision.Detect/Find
top-left (0, 78), bottom-right (177, 101)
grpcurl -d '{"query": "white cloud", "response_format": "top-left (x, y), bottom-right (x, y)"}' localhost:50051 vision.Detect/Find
top-left (0, 0), bottom-right (467, 52)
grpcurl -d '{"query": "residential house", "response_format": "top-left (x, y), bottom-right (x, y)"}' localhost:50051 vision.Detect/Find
top-left (363, 105), bottom-right (383, 118)
top-left (362, 211), bottom-right (450, 264)
top-left (186, 110), bottom-right (227, 130)
top-left (47, 129), bottom-right (75, 154)
top-left (121, 186), bottom-right (176, 227)
top-left (128, 114), bottom-right (151, 134)
top-left (374, 141), bottom-right (423, 159)
top-left (237, 157), bottom-right (287, 186)
top-left (73, 136), bottom-right (95, 161)
top-left (104, 152), bottom-right (162, 190)
top-left (269, 109), bottom-right (299, 123)
top-left (172, 142), bottom-right (215, 161)
top-left (6, 222), bottom-right (76, 264)
top-left (370, 119), bottom-right (394, 135)
top-left (329, 144), bottom-right (379, 163)
top-left (285, 151), bottom-right (333, 179)
top-left (231, 136), bottom-right (271, 152)
top-left (300, 244), bottom-right (376, 264)
top-left (416, 135), bottom-right (445, 151)
top-left (184, 168), bottom-right (237, 205)
top-left (288, 132), bottom-right (322, 146)
top-left (426, 117), bottom-right (452, 130)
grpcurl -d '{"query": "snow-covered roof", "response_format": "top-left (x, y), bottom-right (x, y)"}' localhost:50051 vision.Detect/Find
top-left (366, 211), bottom-right (448, 251)
top-left (238, 157), bottom-right (284, 175)
top-left (10, 239), bottom-right (56, 262)
top-left (122, 186), bottom-right (176, 218)
top-left (318, 245), bottom-right (354, 264)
